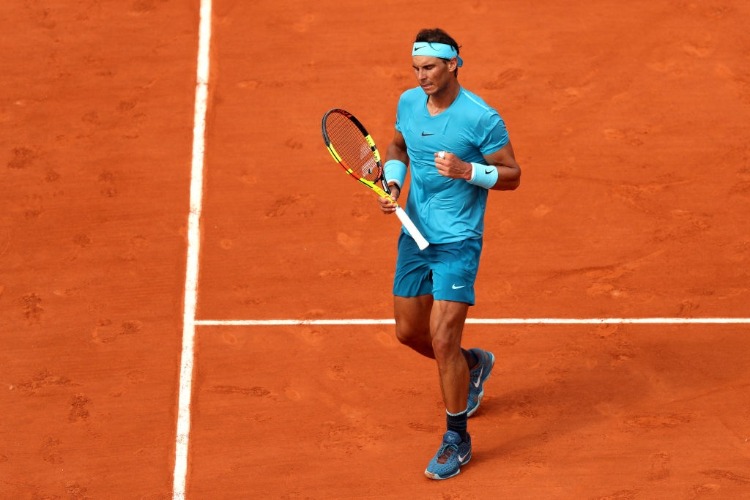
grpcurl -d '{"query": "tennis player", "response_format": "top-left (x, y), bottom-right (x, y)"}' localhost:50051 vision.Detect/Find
top-left (378, 28), bottom-right (522, 480)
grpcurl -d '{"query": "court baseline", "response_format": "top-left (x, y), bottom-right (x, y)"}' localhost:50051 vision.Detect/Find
top-left (195, 318), bottom-right (750, 326)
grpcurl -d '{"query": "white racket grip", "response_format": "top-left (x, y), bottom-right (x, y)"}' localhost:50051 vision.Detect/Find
top-left (394, 206), bottom-right (429, 250)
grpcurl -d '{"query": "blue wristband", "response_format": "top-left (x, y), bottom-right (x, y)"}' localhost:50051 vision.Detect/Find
top-left (468, 163), bottom-right (498, 189)
top-left (384, 159), bottom-right (407, 188)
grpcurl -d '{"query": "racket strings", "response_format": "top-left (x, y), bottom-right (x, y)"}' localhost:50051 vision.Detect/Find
top-left (324, 114), bottom-right (381, 183)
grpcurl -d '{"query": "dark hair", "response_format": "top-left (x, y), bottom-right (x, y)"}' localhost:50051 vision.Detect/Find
top-left (414, 28), bottom-right (461, 75)
top-left (414, 28), bottom-right (460, 54)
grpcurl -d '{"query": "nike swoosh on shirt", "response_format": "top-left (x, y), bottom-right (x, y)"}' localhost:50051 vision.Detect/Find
top-left (451, 284), bottom-right (465, 289)
top-left (421, 131), bottom-right (434, 136)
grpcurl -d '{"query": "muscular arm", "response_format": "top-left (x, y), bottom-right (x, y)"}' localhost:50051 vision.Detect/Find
top-left (379, 130), bottom-right (409, 213)
top-left (385, 130), bottom-right (409, 181)
top-left (433, 141), bottom-right (521, 191)
top-left (483, 141), bottom-right (521, 191)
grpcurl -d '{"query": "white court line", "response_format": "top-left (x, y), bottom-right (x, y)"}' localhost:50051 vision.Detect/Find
top-left (195, 318), bottom-right (750, 326)
top-left (174, 0), bottom-right (212, 498)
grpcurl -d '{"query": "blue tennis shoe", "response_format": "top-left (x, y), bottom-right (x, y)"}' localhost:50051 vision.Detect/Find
top-left (467, 348), bottom-right (495, 417)
top-left (424, 430), bottom-right (472, 480)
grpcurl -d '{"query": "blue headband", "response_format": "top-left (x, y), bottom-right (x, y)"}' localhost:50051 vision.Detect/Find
top-left (412, 42), bottom-right (464, 67)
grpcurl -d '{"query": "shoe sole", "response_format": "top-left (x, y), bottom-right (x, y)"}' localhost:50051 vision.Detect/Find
top-left (424, 455), bottom-right (472, 480)
top-left (425, 469), bottom-right (460, 480)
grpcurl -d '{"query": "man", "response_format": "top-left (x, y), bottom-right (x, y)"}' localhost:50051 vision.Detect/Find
top-left (378, 28), bottom-right (521, 480)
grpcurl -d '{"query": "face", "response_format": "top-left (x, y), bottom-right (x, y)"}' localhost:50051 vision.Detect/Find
top-left (412, 55), bottom-right (457, 95)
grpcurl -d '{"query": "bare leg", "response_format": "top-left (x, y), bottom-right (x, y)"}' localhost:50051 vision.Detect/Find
top-left (430, 300), bottom-right (470, 414)
top-left (393, 295), bottom-right (435, 359)
top-left (394, 295), bottom-right (477, 366)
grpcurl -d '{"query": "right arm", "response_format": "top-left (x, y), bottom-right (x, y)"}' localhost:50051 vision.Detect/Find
top-left (379, 130), bottom-right (409, 214)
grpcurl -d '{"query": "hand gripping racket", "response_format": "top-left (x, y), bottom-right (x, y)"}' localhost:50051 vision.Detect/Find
top-left (321, 108), bottom-right (429, 250)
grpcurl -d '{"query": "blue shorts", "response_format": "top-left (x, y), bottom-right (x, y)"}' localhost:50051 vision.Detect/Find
top-left (393, 233), bottom-right (483, 305)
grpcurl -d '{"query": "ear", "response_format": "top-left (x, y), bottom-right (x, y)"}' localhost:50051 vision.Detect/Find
top-left (448, 58), bottom-right (459, 72)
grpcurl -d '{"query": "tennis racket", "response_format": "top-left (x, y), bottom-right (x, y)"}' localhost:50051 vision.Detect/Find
top-left (321, 108), bottom-right (429, 250)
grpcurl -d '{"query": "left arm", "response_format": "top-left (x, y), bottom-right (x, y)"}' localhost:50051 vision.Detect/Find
top-left (433, 141), bottom-right (521, 191)
top-left (483, 141), bottom-right (521, 191)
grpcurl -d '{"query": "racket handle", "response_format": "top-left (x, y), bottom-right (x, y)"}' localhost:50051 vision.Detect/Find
top-left (394, 206), bottom-right (429, 250)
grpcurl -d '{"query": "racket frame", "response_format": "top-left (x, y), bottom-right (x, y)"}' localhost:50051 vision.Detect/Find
top-left (322, 108), bottom-right (429, 250)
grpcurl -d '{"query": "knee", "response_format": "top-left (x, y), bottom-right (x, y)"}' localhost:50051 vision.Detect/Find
top-left (431, 335), bottom-right (454, 361)
top-left (395, 324), bottom-right (422, 347)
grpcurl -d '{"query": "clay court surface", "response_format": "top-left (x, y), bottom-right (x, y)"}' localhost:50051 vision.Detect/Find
top-left (2, 0), bottom-right (750, 498)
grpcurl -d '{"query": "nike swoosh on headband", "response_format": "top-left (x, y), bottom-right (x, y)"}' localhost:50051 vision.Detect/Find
top-left (411, 42), bottom-right (464, 67)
